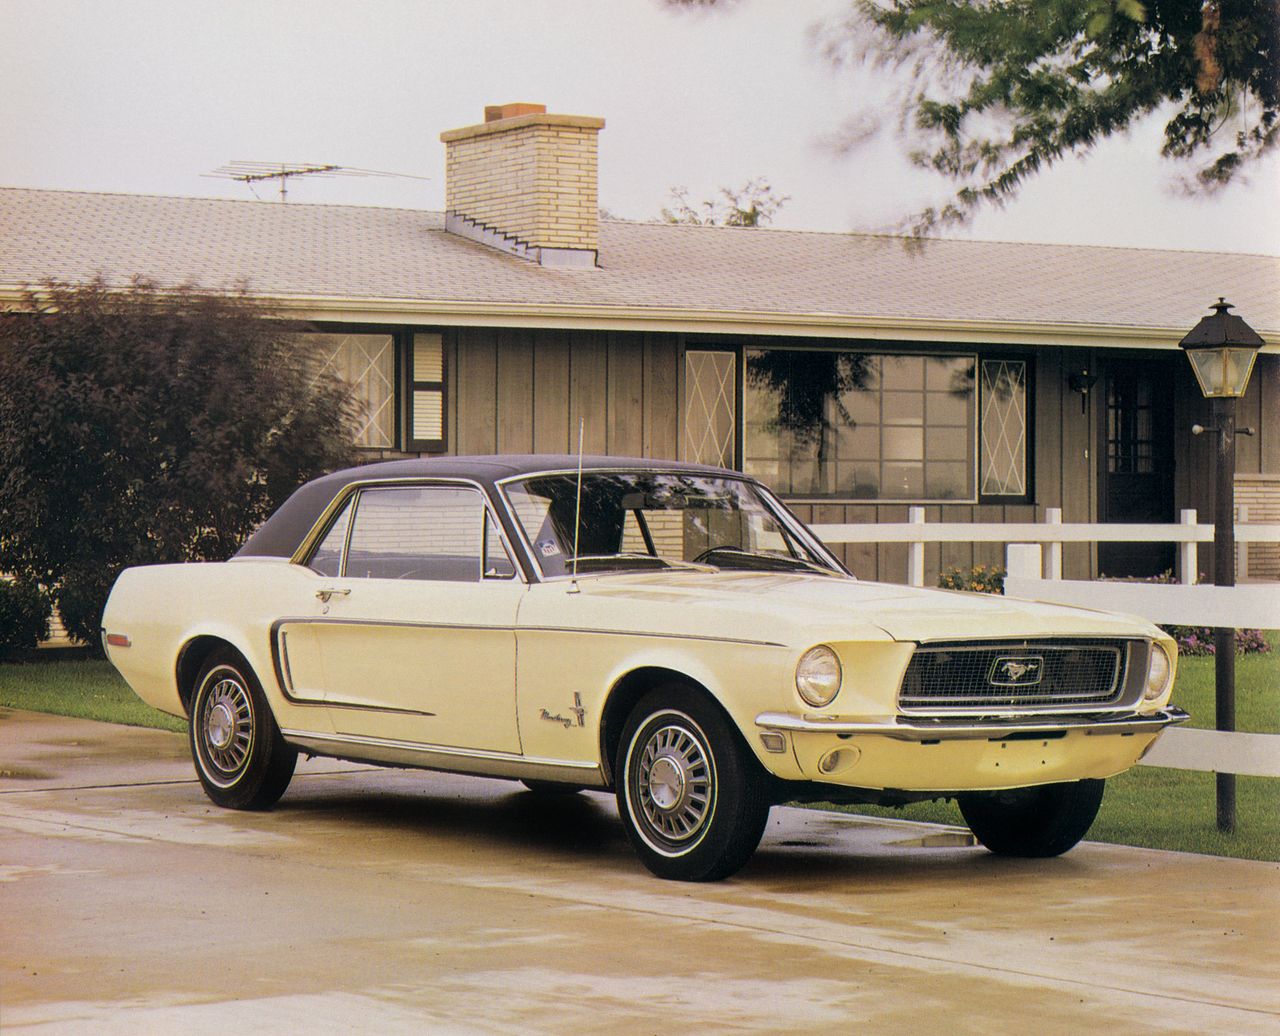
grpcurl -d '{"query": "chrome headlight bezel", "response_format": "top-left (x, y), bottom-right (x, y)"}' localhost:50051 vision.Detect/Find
top-left (1144, 642), bottom-right (1173, 701)
top-left (795, 645), bottom-right (842, 708)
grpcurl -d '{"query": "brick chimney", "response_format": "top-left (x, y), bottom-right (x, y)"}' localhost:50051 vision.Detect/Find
top-left (440, 103), bottom-right (605, 269)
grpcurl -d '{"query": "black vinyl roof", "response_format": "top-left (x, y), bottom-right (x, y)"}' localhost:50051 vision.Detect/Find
top-left (236, 454), bottom-right (738, 559)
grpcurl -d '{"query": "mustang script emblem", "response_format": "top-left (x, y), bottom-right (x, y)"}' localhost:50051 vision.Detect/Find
top-left (988, 656), bottom-right (1045, 686)
top-left (540, 692), bottom-right (586, 729)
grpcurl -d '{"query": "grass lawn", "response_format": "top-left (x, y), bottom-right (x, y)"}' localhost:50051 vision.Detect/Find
top-left (1, 642), bottom-right (1275, 860)
top-left (1166, 641), bottom-right (1278, 734)
top-left (0, 658), bottom-right (186, 733)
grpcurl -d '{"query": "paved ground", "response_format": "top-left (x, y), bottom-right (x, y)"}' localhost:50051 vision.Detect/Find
top-left (2, 708), bottom-right (1277, 1035)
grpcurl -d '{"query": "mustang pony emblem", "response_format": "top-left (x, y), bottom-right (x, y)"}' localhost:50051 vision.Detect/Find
top-left (988, 656), bottom-right (1045, 686)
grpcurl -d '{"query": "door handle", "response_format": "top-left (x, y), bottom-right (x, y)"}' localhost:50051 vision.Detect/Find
top-left (316, 587), bottom-right (351, 603)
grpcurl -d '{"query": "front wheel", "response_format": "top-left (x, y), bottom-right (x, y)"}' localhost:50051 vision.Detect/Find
top-left (958, 779), bottom-right (1105, 858)
top-left (616, 688), bottom-right (770, 882)
top-left (189, 650), bottom-right (297, 810)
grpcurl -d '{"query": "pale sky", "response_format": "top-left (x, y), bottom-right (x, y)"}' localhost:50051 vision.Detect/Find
top-left (3, 0), bottom-right (1277, 256)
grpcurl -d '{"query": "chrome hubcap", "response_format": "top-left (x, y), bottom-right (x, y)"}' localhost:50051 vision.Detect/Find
top-left (201, 675), bottom-right (252, 777)
top-left (637, 723), bottom-right (711, 842)
top-left (648, 755), bottom-right (685, 810)
top-left (206, 702), bottom-right (235, 749)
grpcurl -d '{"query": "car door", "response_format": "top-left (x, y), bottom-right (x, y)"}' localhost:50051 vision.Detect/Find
top-left (281, 481), bottom-right (524, 754)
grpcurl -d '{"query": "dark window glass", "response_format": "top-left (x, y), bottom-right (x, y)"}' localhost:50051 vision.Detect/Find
top-left (504, 472), bottom-right (836, 578)
top-left (744, 350), bottom-right (976, 500)
top-left (483, 514), bottom-right (516, 579)
top-left (344, 486), bottom-right (483, 581)
top-left (307, 497), bottom-right (353, 576)
top-left (1107, 374), bottom-right (1157, 475)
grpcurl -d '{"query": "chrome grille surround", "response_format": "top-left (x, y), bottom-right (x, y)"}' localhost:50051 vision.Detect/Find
top-left (898, 639), bottom-right (1144, 716)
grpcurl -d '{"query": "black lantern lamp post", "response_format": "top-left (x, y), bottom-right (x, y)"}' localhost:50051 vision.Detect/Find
top-left (1179, 298), bottom-right (1265, 834)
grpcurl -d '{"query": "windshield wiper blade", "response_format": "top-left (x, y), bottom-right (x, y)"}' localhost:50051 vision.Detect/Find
top-left (570, 553), bottom-right (684, 572)
top-left (699, 547), bottom-right (835, 575)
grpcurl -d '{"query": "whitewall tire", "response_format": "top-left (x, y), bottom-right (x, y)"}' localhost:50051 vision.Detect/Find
top-left (616, 688), bottom-right (770, 881)
top-left (189, 650), bottom-right (296, 810)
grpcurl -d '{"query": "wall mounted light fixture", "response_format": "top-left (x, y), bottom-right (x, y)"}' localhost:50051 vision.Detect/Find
top-left (1067, 370), bottom-right (1097, 414)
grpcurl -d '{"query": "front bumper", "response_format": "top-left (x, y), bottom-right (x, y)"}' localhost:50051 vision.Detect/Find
top-left (754, 707), bottom-right (1190, 742)
top-left (752, 707), bottom-right (1190, 791)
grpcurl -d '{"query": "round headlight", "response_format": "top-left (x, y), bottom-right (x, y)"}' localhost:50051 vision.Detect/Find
top-left (1144, 643), bottom-right (1173, 701)
top-left (796, 645), bottom-right (842, 707)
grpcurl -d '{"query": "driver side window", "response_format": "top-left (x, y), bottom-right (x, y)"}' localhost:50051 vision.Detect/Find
top-left (309, 485), bottom-right (507, 582)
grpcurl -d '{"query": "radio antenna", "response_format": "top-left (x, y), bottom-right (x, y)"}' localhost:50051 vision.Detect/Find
top-left (204, 161), bottom-right (430, 202)
top-left (569, 418), bottom-right (585, 593)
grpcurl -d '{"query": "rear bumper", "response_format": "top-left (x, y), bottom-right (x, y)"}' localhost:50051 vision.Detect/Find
top-left (754, 706), bottom-right (1190, 743)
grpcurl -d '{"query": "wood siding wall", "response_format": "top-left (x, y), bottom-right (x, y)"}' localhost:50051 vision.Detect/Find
top-left (445, 328), bottom-right (681, 462)
top-left (370, 329), bottom-right (1278, 587)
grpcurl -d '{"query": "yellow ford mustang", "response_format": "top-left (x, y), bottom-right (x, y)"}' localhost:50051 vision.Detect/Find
top-left (103, 455), bottom-right (1185, 881)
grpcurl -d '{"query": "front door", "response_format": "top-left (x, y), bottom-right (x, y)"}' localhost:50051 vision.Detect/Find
top-left (279, 482), bottom-right (524, 752)
top-left (1098, 358), bottom-right (1175, 577)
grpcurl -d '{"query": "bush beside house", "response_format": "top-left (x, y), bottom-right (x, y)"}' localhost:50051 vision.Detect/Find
top-left (0, 279), bottom-right (357, 645)
top-left (0, 577), bottom-right (51, 654)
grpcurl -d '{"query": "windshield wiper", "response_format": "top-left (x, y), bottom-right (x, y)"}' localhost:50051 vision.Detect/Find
top-left (569, 553), bottom-right (705, 573)
top-left (695, 546), bottom-right (836, 575)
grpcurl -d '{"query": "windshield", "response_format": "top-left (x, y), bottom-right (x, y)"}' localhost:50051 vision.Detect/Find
top-left (502, 471), bottom-right (839, 578)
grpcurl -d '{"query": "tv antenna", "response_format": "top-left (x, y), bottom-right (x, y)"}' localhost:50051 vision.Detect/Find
top-left (204, 161), bottom-right (429, 201)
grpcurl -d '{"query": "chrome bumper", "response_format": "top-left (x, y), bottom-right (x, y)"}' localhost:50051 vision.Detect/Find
top-left (754, 707), bottom-right (1191, 742)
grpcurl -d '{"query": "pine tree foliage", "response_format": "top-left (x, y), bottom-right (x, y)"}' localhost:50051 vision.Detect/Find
top-left (667, 1), bottom-right (1278, 233)
top-left (825, 0), bottom-right (1278, 231)
top-left (661, 178), bottom-right (790, 226)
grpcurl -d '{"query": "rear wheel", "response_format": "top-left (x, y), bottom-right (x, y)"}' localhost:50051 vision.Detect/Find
top-left (616, 687), bottom-right (770, 881)
top-left (958, 779), bottom-right (1105, 858)
top-left (189, 650), bottom-right (297, 810)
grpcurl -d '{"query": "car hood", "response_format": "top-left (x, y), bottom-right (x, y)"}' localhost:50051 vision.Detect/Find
top-left (571, 570), bottom-right (1159, 643)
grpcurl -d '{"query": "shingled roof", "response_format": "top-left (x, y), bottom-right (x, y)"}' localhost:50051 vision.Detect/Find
top-left (2, 186), bottom-right (1276, 346)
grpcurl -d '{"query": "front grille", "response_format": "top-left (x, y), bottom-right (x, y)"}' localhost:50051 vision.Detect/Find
top-left (899, 640), bottom-right (1129, 712)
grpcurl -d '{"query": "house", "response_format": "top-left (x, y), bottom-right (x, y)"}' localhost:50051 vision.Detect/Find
top-left (2, 103), bottom-right (1278, 586)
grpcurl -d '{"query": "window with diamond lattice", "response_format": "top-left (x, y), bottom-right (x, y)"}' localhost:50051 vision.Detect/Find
top-left (295, 333), bottom-right (395, 449)
top-left (685, 351), bottom-right (736, 468)
top-left (980, 359), bottom-right (1028, 497)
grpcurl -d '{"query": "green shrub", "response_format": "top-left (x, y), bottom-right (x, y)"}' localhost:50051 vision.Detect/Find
top-left (0, 577), bottom-right (52, 652)
top-left (54, 564), bottom-right (116, 649)
top-left (0, 279), bottom-right (357, 643)
top-left (938, 564), bottom-right (1005, 594)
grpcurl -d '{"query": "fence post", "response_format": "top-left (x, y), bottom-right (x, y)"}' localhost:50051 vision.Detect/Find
top-left (1005, 543), bottom-right (1042, 586)
top-left (907, 506), bottom-right (926, 587)
top-left (1179, 509), bottom-right (1198, 585)
top-left (1044, 507), bottom-right (1062, 580)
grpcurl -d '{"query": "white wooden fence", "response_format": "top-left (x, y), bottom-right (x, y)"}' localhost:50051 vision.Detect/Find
top-left (810, 507), bottom-right (1280, 589)
top-left (812, 509), bottom-right (1280, 779)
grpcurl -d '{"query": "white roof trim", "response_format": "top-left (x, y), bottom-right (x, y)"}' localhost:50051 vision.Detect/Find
top-left (3, 283), bottom-right (1277, 350)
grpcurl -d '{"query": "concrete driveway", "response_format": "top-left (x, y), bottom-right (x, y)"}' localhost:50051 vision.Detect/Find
top-left (1, 708), bottom-right (1276, 1035)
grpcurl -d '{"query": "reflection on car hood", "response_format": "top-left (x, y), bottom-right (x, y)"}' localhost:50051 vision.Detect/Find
top-left (574, 570), bottom-right (1158, 642)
